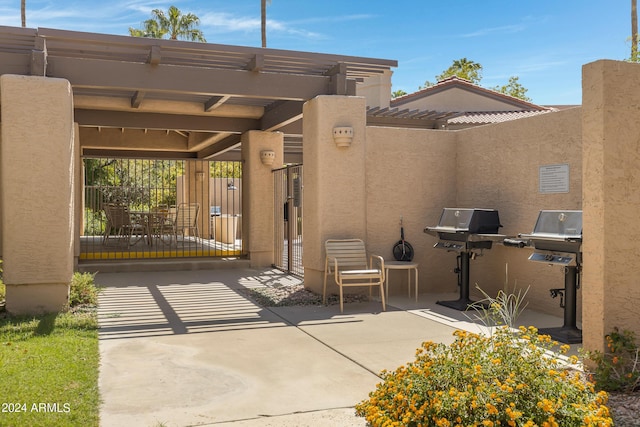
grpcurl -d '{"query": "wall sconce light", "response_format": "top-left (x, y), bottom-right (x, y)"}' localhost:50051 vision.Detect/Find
top-left (227, 180), bottom-right (238, 191)
top-left (333, 126), bottom-right (353, 147)
top-left (260, 149), bottom-right (276, 166)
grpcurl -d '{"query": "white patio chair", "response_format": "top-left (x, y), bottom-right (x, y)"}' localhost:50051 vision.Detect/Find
top-left (323, 239), bottom-right (386, 313)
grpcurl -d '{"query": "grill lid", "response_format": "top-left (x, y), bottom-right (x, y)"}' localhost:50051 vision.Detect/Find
top-left (427, 208), bottom-right (502, 234)
top-left (520, 210), bottom-right (582, 241)
top-left (518, 210), bottom-right (582, 263)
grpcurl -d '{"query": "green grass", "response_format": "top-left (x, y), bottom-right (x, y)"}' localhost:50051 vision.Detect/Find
top-left (0, 310), bottom-right (100, 427)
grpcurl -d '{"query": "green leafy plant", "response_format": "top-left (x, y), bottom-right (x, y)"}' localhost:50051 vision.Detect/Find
top-left (584, 327), bottom-right (640, 393)
top-left (0, 259), bottom-right (5, 303)
top-left (69, 272), bottom-right (101, 308)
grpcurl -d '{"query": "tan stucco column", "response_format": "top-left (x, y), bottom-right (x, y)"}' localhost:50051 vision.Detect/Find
top-left (582, 60), bottom-right (640, 353)
top-left (302, 95), bottom-right (367, 294)
top-left (1, 75), bottom-right (75, 314)
top-left (241, 130), bottom-right (284, 267)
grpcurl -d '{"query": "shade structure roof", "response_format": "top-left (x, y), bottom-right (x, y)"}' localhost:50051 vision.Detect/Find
top-left (0, 26), bottom-right (398, 160)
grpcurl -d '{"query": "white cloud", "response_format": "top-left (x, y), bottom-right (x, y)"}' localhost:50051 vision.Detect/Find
top-left (200, 11), bottom-right (323, 39)
top-left (460, 24), bottom-right (526, 38)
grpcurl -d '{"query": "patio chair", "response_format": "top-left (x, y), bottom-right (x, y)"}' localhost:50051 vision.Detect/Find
top-left (160, 203), bottom-right (200, 243)
top-left (102, 203), bottom-right (145, 246)
top-left (323, 239), bottom-right (386, 313)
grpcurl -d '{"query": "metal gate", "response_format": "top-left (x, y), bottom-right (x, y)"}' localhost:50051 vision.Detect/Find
top-left (273, 164), bottom-right (303, 276)
top-left (80, 157), bottom-right (244, 260)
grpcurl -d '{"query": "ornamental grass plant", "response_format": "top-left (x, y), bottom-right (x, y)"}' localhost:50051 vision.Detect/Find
top-left (356, 285), bottom-right (613, 427)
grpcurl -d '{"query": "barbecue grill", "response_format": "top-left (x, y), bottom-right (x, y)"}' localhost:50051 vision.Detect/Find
top-left (506, 210), bottom-right (582, 344)
top-left (424, 208), bottom-right (504, 311)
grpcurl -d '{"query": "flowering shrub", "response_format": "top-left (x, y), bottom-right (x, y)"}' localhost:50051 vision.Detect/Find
top-left (355, 326), bottom-right (612, 426)
top-left (584, 327), bottom-right (640, 393)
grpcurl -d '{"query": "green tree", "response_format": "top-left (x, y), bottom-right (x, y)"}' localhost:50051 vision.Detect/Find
top-left (129, 19), bottom-right (166, 39)
top-left (129, 5), bottom-right (206, 42)
top-left (491, 76), bottom-right (531, 101)
top-left (423, 57), bottom-right (483, 87)
top-left (392, 89), bottom-right (407, 99)
top-left (418, 58), bottom-right (531, 101)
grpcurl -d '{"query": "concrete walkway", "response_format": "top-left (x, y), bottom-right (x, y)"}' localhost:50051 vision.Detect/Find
top-left (96, 268), bottom-right (571, 427)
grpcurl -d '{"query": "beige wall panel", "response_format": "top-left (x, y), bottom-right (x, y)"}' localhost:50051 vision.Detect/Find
top-left (303, 96), bottom-right (367, 294)
top-left (399, 87), bottom-right (529, 112)
top-left (356, 70), bottom-right (392, 109)
top-left (582, 60), bottom-right (640, 352)
top-left (1, 75), bottom-right (74, 313)
top-left (241, 130), bottom-right (284, 267)
top-left (454, 108), bottom-right (582, 317)
top-left (364, 126), bottom-right (458, 293)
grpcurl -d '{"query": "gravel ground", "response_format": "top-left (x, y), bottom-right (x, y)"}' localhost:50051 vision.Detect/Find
top-left (241, 283), bottom-right (367, 307)
top-left (243, 283), bottom-right (640, 426)
top-left (607, 392), bottom-right (640, 426)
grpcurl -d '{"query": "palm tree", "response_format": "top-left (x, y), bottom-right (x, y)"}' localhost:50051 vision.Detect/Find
top-left (21, 0), bottom-right (25, 27)
top-left (261, 0), bottom-right (272, 47)
top-left (129, 5), bottom-right (206, 42)
top-left (128, 19), bottom-right (166, 39)
top-left (633, 0), bottom-right (638, 61)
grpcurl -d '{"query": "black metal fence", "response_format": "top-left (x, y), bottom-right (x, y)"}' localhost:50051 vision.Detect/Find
top-left (273, 164), bottom-right (303, 276)
top-left (80, 157), bottom-right (244, 260)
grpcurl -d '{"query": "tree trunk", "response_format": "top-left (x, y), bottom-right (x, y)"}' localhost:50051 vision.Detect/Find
top-left (261, 0), bottom-right (267, 48)
top-left (633, 0), bottom-right (638, 61)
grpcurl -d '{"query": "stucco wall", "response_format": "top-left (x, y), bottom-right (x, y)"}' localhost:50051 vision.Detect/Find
top-left (582, 60), bottom-right (640, 352)
top-left (364, 126), bottom-right (457, 291)
top-left (363, 109), bottom-right (582, 313)
top-left (397, 87), bottom-right (531, 112)
top-left (241, 130), bottom-right (284, 267)
top-left (302, 96), bottom-right (368, 294)
top-left (1, 74), bottom-right (75, 313)
top-left (454, 108), bottom-right (583, 317)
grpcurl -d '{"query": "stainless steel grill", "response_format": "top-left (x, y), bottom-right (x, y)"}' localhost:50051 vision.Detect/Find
top-left (507, 210), bottom-right (582, 344)
top-left (424, 208), bottom-right (504, 311)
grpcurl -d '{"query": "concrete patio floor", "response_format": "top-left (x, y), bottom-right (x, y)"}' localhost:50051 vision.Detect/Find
top-left (96, 268), bottom-right (578, 427)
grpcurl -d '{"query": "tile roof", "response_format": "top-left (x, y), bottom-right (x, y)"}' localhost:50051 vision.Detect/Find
top-left (448, 110), bottom-right (555, 125)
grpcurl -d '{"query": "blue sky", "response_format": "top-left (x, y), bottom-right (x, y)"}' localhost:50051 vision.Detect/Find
top-left (0, 1), bottom-right (632, 105)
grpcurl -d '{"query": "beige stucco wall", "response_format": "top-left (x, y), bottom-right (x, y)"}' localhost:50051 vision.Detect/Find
top-left (302, 95), bottom-right (368, 294)
top-left (362, 108), bottom-right (582, 310)
top-left (241, 130), bottom-right (284, 267)
top-left (582, 60), bottom-right (640, 353)
top-left (364, 126), bottom-right (457, 292)
top-left (356, 70), bottom-right (393, 109)
top-left (454, 108), bottom-right (582, 318)
top-left (1, 74), bottom-right (75, 314)
top-left (397, 87), bottom-right (531, 112)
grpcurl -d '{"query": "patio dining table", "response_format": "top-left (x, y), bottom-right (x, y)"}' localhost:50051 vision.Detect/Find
top-left (130, 210), bottom-right (172, 245)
